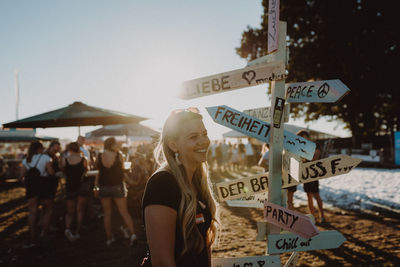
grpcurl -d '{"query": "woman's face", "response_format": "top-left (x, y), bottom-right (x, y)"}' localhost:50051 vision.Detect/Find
top-left (174, 118), bottom-right (210, 168)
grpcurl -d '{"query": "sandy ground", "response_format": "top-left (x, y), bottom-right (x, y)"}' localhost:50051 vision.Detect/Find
top-left (1, 168), bottom-right (399, 266)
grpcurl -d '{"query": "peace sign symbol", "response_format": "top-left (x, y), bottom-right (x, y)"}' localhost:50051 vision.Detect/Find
top-left (318, 83), bottom-right (330, 98)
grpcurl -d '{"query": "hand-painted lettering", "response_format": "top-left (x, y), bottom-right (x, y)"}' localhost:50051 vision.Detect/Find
top-left (222, 109), bottom-right (234, 123)
top-left (331, 158), bottom-right (341, 174)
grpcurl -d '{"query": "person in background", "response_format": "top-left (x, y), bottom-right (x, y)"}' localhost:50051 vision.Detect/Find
top-left (20, 141), bottom-right (54, 248)
top-left (258, 143), bottom-right (269, 172)
top-left (245, 138), bottom-right (255, 169)
top-left (142, 108), bottom-right (218, 267)
top-left (60, 142), bottom-right (88, 242)
top-left (297, 130), bottom-right (325, 223)
top-left (230, 144), bottom-right (240, 171)
top-left (77, 136), bottom-right (90, 163)
top-left (42, 140), bottom-right (61, 231)
top-left (94, 137), bottom-right (137, 246)
top-left (0, 156), bottom-right (8, 184)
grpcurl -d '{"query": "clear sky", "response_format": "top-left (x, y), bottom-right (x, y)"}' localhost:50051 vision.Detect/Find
top-left (0, 0), bottom-right (350, 141)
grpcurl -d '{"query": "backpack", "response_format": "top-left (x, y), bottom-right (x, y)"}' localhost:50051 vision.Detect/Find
top-left (25, 154), bottom-right (43, 181)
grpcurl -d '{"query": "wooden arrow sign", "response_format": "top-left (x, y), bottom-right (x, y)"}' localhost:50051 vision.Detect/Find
top-left (207, 105), bottom-right (316, 160)
top-left (286, 80), bottom-right (350, 103)
top-left (267, 230), bottom-right (346, 254)
top-left (178, 61), bottom-right (286, 99)
top-left (216, 173), bottom-right (269, 201)
top-left (243, 104), bottom-right (289, 123)
top-left (283, 154), bottom-right (362, 188)
top-left (268, 0), bottom-right (280, 53)
top-left (226, 192), bottom-right (267, 208)
top-left (212, 255), bottom-right (280, 267)
top-left (264, 201), bottom-right (319, 239)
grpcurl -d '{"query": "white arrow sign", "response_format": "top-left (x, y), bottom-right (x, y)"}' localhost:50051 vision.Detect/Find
top-left (267, 230), bottom-right (346, 254)
top-left (178, 61), bottom-right (286, 99)
top-left (212, 255), bottom-right (280, 267)
top-left (286, 80), bottom-right (350, 103)
top-left (207, 105), bottom-right (316, 160)
top-left (282, 154), bottom-right (362, 188)
top-left (216, 173), bottom-right (269, 201)
top-left (268, 0), bottom-right (280, 53)
top-left (264, 201), bottom-right (319, 239)
top-left (243, 104), bottom-right (289, 123)
top-left (226, 192), bottom-right (267, 208)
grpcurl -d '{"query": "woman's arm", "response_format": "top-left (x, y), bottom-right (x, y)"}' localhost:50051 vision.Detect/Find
top-left (46, 159), bottom-right (55, 176)
top-left (145, 204), bottom-right (177, 267)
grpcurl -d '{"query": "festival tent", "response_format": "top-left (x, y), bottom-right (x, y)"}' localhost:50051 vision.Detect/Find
top-left (0, 129), bottom-right (58, 142)
top-left (2, 102), bottom-right (147, 133)
top-left (85, 123), bottom-right (159, 143)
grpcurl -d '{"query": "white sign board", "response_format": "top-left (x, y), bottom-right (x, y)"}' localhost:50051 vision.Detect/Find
top-left (212, 255), bottom-right (280, 267)
top-left (286, 80), bottom-right (350, 103)
top-left (243, 105), bottom-right (289, 123)
top-left (283, 154), bottom-right (362, 188)
top-left (179, 61), bottom-right (286, 99)
top-left (216, 172), bottom-right (269, 201)
top-left (226, 192), bottom-right (267, 208)
top-left (268, 0), bottom-right (280, 53)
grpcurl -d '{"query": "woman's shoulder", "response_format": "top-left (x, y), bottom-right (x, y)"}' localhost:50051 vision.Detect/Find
top-left (147, 170), bottom-right (177, 187)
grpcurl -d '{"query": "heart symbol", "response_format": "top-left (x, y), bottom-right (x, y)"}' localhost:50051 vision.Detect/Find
top-left (242, 70), bottom-right (256, 85)
top-left (244, 263), bottom-right (253, 267)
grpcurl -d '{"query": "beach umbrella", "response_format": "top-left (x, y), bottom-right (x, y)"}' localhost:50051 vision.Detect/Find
top-left (2, 102), bottom-right (148, 134)
top-left (85, 123), bottom-right (159, 138)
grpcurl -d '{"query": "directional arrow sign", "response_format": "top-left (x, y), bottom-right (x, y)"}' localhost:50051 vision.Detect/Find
top-left (264, 201), bottom-right (319, 239)
top-left (212, 255), bottom-right (280, 267)
top-left (207, 105), bottom-right (316, 160)
top-left (283, 154), bottom-right (362, 188)
top-left (178, 61), bottom-right (286, 99)
top-left (286, 80), bottom-right (350, 103)
top-left (267, 230), bottom-right (346, 254)
top-left (243, 104), bottom-right (289, 123)
top-left (216, 173), bottom-right (269, 201)
top-left (226, 192), bottom-right (267, 208)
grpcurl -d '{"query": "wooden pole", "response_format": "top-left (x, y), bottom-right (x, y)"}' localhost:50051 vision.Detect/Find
top-left (267, 21), bottom-right (287, 238)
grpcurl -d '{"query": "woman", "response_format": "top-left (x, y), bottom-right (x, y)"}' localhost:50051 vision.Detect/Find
top-left (94, 137), bottom-right (137, 246)
top-left (142, 108), bottom-right (218, 266)
top-left (297, 130), bottom-right (325, 223)
top-left (60, 142), bottom-right (88, 242)
top-left (21, 141), bottom-right (54, 248)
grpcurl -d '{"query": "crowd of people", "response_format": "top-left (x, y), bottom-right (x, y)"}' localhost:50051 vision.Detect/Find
top-left (17, 136), bottom-right (155, 249)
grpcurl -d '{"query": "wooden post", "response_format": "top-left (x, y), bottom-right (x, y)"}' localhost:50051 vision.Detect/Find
top-left (267, 21), bottom-right (287, 238)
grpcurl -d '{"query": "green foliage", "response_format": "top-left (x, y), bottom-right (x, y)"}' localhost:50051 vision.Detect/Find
top-left (237, 0), bottom-right (399, 140)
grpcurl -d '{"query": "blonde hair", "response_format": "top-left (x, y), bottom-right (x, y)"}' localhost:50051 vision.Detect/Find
top-left (154, 110), bottom-right (218, 258)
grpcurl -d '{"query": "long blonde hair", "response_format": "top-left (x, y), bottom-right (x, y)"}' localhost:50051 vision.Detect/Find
top-left (154, 109), bottom-right (218, 258)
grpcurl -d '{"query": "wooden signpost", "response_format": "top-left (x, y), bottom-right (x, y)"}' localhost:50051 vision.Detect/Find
top-left (243, 104), bottom-right (290, 123)
top-left (180, 1), bottom-right (356, 265)
top-left (267, 230), bottom-right (346, 254)
top-left (282, 154), bottom-right (362, 188)
top-left (206, 105), bottom-right (316, 160)
top-left (264, 201), bottom-right (319, 239)
top-left (178, 61), bottom-right (286, 100)
top-left (212, 255), bottom-right (280, 267)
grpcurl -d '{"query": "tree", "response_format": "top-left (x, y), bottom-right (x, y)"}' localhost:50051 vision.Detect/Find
top-left (237, 0), bottom-right (399, 145)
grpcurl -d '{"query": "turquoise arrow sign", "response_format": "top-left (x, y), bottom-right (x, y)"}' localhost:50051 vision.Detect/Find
top-left (267, 230), bottom-right (346, 254)
top-left (286, 80), bottom-right (350, 103)
top-left (206, 105), bottom-right (316, 160)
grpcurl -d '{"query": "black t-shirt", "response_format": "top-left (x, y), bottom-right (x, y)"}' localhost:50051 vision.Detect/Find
top-left (142, 171), bottom-right (211, 267)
